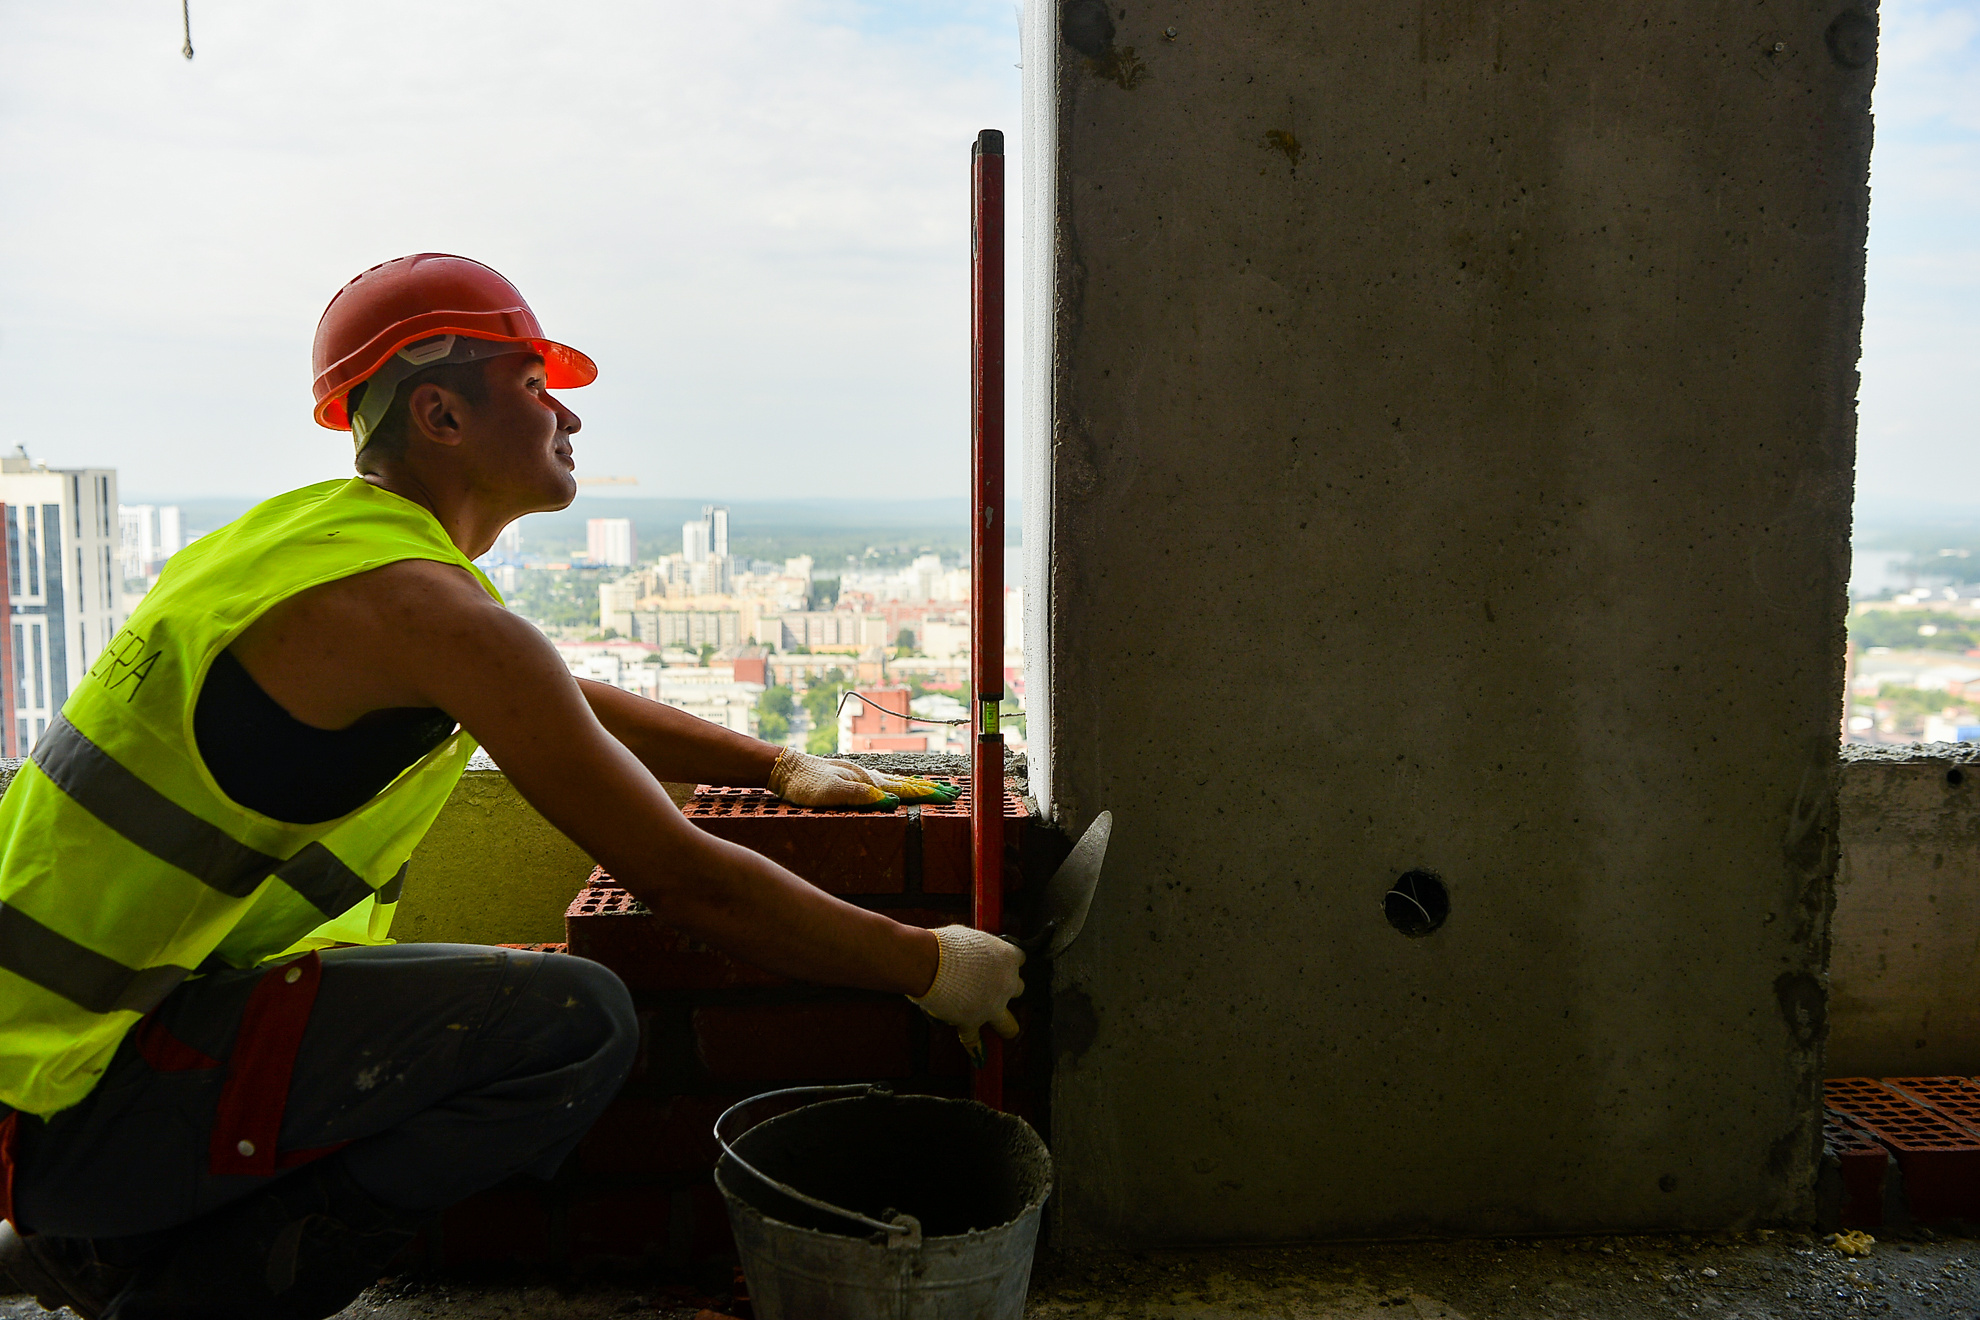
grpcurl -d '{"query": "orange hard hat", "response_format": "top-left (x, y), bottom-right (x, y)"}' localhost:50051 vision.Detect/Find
top-left (311, 253), bottom-right (597, 433)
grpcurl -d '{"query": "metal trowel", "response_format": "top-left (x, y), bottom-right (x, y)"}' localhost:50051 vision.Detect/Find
top-left (1013, 810), bottom-right (1112, 959)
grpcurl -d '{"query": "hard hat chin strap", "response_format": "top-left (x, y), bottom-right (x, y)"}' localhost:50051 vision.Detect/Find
top-left (348, 334), bottom-right (533, 449)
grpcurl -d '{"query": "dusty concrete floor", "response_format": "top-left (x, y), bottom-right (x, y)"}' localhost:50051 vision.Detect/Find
top-left (8, 1227), bottom-right (1975, 1319)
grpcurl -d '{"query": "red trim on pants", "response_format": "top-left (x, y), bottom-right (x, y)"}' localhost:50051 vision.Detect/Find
top-left (208, 953), bottom-right (344, 1177)
top-left (0, 1109), bottom-right (17, 1225)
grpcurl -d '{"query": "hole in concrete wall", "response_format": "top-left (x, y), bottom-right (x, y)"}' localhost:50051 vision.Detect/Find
top-left (1384, 870), bottom-right (1449, 937)
top-left (1948, 768), bottom-right (1965, 787)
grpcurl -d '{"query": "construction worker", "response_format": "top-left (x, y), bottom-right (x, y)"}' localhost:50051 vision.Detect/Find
top-left (0, 254), bottom-right (1025, 1320)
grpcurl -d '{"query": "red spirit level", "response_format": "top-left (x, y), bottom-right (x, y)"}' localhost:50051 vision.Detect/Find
top-left (970, 128), bottom-right (1006, 1110)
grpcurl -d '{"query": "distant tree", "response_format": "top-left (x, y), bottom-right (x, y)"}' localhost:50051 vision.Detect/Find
top-left (699, 643), bottom-right (717, 667)
top-left (1850, 609), bottom-right (1980, 653)
top-left (809, 577), bottom-right (840, 611)
top-left (805, 724), bottom-right (839, 756)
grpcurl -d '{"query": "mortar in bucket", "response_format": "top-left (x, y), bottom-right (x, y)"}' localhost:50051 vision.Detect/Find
top-left (714, 1084), bottom-right (1053, 1320)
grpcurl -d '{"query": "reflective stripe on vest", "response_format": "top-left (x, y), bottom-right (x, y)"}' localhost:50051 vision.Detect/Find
top-left (32, 717), bottom-right (278, 898)
top-left (0, 478), bottom-right (499, 1117)
top-left (0, 903), bottom-right (191, 1016)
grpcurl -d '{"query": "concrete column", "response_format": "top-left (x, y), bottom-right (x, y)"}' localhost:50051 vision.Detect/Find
top-left (1045, 0), bottom-right (1874, 1239)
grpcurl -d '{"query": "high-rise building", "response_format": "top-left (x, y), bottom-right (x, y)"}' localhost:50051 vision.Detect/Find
top-left (158, 506), bottom-right (182, 561)
top-left (118, 503), bottom-right (186, 582)
top-left (2, 448), bottom-right (123, 753)
top-left (599, 577), bottom-right (642, 636)
top-left (681, 506), bottom-right (732, 592)
top-left (785, 554), bottom-right (814, 582)
top-left (586, 517), bottom-right (635, 568)
top-left (682, 519), bottom-right (711, 564)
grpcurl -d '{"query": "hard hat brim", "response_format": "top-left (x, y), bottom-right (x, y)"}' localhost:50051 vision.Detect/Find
top-left (315, 333), bottom-right (596, 431)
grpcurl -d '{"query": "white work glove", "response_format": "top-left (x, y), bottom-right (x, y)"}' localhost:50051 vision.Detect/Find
top-left (909, 925), bottom-right (1025, 1066)
top-left (767, 749), bottom-right (961, 810)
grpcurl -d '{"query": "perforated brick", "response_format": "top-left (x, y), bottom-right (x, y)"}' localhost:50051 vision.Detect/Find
top-left (693, 1001), bottom-right (915, 1083)
top-left (1823, 1108), bottom-right (1889, 1229)
top-left (1882, 1077), bottom-right (1980, 1140)
top-left (682, 789), bottom-right (908, 894)
top-left (1826, 1078), bottom-right (1980, 1221)
top-left (919, 781), bottom-right (1029, 895)
top-left (1824, 1079), bottom-right (1978, 1148)
top-left (565, 885), bottom-right (786, 991)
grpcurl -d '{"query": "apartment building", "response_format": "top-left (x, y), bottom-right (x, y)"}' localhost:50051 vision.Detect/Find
top-left (0, 448), bottom-right (122, 753)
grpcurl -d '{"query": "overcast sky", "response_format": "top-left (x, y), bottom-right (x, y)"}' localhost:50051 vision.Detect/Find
top-left (1857, 0), bottom-right (1980, 512)
top-left (0, 1), bottom-right (1973, 510)
top-left (0, 0), bottom-right (1023, 501)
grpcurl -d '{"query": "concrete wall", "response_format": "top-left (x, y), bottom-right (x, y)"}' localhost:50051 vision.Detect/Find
top-left (1829, 746), bottom-right (1980, 1078)
top-left (393, 758), bottom-right (598, 946)
top-left (1044, 0), bottom-right (1874, 1240)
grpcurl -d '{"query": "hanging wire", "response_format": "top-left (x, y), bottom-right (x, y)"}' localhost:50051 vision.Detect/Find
top-left (180, 0), bottom-right (194, 59)
top-left (834, 689), bottom-right (969, 727)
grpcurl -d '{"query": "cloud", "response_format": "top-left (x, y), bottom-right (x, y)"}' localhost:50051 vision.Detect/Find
top-left (0, 0), bottom-right (1022, 499)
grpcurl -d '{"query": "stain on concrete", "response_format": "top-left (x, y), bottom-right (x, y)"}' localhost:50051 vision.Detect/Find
top-left (1825, 9), bottom-right (1878, 68)
top-left (1059, 0), bottom-right (1145, 88)
top-left (1089, 45), bottom-right (1148, 90)
top-left (1060, 0), bottom-right (1115, 58)
top-left (1055, 986), bottom-right (1099, 1063)
top-left (1775, 972), bottom-right (1827, 1051)
top-left (1262, 129), bottom-right (1302, 174)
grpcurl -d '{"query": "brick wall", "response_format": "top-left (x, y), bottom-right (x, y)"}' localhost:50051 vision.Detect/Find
top-left (425, 776), bottom-right (1050, 1276)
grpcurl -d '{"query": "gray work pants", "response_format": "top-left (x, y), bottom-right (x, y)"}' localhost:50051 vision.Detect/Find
top-left (10, 944), bottom-right (637, 1238)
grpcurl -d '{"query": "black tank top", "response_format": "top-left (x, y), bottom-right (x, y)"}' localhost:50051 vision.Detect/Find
top-left (193, 649), bottom-right (458, 825)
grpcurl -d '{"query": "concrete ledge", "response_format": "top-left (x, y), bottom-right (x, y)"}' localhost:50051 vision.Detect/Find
top-left (0, 754), bottom-right (680, 948)
top-left (1832, 745), bottom-right (1980, 1077)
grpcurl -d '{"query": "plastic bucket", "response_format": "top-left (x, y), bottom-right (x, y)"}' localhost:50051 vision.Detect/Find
top-left (714, 1084), bottom-right (1053, 1320)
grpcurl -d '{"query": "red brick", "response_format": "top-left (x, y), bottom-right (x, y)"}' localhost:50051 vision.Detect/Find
top-left (919, 785), bottom-right (1028, 896)
top-left (437, 1185), bottom-right (554, 1268)
top-left (568, 1185), bottom-right (674, 1265)
top-left (694, 1001), bottom-right (914, 1083)
top-left (1824, 1109), bottom-right (1888, 1229)
top-left (1826, 1079), bottom-right (1980, 1221)
top-left (684, 790), bottom-right (907, 894)
top-left (1882, 1076), bottom-right (1980, 1139)
top-left (691, 1181), bottom-right (738, 1263)
top-left (566, 886), bottom-right (788, 991)
top-left (578, 1095), bottom-right (732, 1177)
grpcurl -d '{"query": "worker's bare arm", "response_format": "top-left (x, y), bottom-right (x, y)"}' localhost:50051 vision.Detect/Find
top-left (576, 680), bottom-right (780, 787)
top-left (232, 560), bottom-right (936, 997)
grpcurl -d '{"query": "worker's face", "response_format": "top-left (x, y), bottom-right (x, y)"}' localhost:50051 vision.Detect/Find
top-left (415, 352), bottom-right (583, 515)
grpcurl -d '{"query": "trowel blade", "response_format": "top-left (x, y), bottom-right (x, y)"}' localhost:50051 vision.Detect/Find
top-left (1041, 811), bottom-right (1111, 959)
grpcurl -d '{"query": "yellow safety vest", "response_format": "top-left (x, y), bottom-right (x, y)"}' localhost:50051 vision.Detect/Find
top-left (0, 479), bottom-right (499, 1116)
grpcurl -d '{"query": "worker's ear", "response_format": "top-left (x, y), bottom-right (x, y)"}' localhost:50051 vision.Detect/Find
top-left (404, 382), bottom-right (469, 448)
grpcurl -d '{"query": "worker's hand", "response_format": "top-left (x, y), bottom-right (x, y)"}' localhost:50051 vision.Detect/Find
top-left (908, 925), bottom-right (1024, 1066)
top-left (767, 750), bottom-right (960, 809)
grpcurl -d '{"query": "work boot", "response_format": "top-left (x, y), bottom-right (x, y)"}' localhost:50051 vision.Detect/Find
top-left (109, 1158), bottom-right (425, 1320)
top-left (0, 1221), bottom-right (178, 1320)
